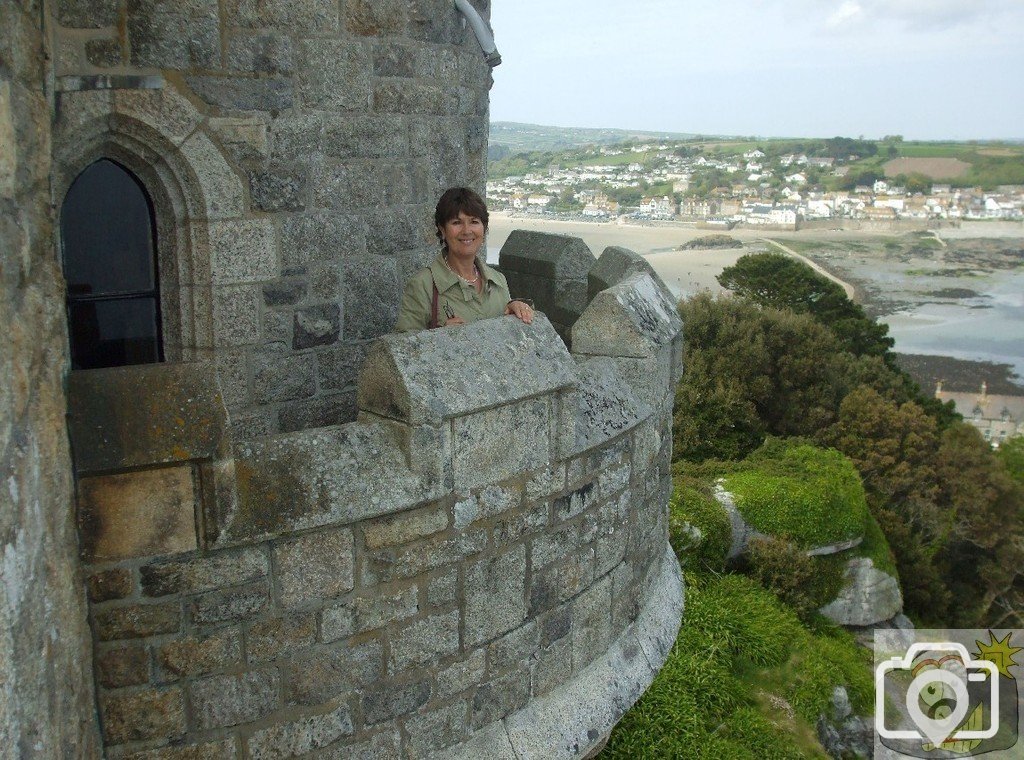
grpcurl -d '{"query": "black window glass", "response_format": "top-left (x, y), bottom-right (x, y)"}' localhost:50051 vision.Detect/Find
top-left (61, 159), bottom-right (163, 370)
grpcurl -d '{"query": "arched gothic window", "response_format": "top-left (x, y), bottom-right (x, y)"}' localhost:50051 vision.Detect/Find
top-left (60, 159), bottom-right (163, 369)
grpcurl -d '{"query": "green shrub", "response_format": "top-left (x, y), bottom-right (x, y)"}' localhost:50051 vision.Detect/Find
top-left (669, 480), bottom-right (732, 572)
top-left (723, 442), bottom-right (868, 548)
top-left (855, 511), bottom-right (898, 578)
top-left (746, 537), bottom-right (845, 621)
top-left (604, 574), bottom-right (855, 759)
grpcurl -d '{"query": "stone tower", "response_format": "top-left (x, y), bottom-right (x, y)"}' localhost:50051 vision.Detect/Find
top-left (1, 0), bottom-right (683, 757)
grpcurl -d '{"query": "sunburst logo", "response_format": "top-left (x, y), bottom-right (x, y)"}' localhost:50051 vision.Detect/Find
top-left (975, 631), bottom-right (1022, 680)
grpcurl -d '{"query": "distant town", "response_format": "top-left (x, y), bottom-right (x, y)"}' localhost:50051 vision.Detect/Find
top-left (486, 137), bottom-right (1024, 229)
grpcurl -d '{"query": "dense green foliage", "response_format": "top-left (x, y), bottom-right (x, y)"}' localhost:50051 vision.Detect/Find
top-left (723, 443), bottom-right (868, 548)
top-left (674, 257), bottom-right (1024, 629)
top-left (718, 253), bottom-right (893, 358)
top-left (668, 480), bottom-right (731, 572)
top-left (604, 574), bottom-right (872, 759)
top-left (746, 537), bottom-right (846, 622)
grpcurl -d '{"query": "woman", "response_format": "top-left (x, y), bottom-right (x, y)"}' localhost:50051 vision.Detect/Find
top-left (394, 187), bottom-right (533, 332)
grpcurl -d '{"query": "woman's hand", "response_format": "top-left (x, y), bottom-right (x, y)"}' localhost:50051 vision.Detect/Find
top-left (444, 316), bottom-right (466, 327)
top-left (505, 300), bottom-right (533, 324)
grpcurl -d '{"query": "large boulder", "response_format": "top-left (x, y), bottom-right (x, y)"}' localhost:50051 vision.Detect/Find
top-left (819, 557), bottom-right (903, 627)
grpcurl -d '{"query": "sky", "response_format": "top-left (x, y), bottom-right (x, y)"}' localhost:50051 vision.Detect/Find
top-left (488, 0), bottom-right (1024, 141)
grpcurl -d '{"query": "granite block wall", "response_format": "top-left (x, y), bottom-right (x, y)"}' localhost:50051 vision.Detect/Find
top-left (0, 0), bottom-right (101, 755)
top-left (48, 0), bottom-right (494, 439)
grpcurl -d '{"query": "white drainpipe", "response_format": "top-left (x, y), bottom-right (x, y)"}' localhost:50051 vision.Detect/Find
top-left (453, 0), bottom-right (502, 67)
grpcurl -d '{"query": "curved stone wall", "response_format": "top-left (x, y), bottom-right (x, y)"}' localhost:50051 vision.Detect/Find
top-left (72, 244), bottom-right (684, 758)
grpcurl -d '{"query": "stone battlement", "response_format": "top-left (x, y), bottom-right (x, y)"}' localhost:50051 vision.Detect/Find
top-left (70, 240), bottom-right (684, 758)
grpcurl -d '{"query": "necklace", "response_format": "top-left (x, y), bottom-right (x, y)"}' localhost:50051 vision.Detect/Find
top-left (443, 255), bottom-right (479, 285)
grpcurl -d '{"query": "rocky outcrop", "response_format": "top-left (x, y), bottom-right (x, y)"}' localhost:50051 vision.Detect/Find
top-left (819, 558), bottom-right (903, 627)
top-left (816, 686), bottom-right (873, 760)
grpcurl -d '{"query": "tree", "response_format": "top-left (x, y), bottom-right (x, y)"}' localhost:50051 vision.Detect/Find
top-left (997, 436), bottom-right (1024, 484)
top-left (717, 253), bottom-right (894, 359)
top-left (673, 294), bottom-right (848, 462)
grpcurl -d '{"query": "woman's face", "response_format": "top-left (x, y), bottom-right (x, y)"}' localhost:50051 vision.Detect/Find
top-left (439, 211), bottom-right (485, 260)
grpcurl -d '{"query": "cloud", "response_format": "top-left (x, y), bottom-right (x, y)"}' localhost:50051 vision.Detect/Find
top-left (826, 1), bottom-right (865, 29)
top-left (819, 0), bottom-right (1024, 33)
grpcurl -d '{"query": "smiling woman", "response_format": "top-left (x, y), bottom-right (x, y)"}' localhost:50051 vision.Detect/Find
top-left (394, 187), bottom-right (534, 331)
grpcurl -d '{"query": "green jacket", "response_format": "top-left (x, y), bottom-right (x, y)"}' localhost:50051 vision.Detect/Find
top-left (394, 254), bottom-right (512, 332)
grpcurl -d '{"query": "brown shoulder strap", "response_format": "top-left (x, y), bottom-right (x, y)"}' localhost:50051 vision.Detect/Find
top-left (429, 278), bottom-right (440, 329)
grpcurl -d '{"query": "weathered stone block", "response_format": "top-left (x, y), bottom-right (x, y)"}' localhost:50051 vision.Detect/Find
top-left (454, 485), bottom-right (520, 529)
top-left (279, 392), bottom-right (355, 432)
top-left (373, 80), bottom-right (445, 115)
top-left (281, 210), bottom-right (366, 267)
top-left (363, 503), bottom-right (449, 549)
top-left (465, 545), bottom-right (527, 646)
top-left (263, 279), bottom-right (306, 307)
top-left (405, 700), bottom-right (469, 756)
top-left (223, 0), bottom-right (339, 30)
top-left (361, 528), bottom-right (488, 585)
top-left (317, 341), bottom-right (371, 392)
top-left (472, 669), bottom-right (530, 729)
top-left (321, 584), bottom-right (418, 642)
top-left (372, 41), bottom-right (418, 77)
top-left (85, 38), bottom-right (121, 67)
top-left (227, 32), bottom-right (294, 74)
top-left (189, 670), bottom-right (279, 730)
top-left (96, 645), bottom-right (150, 688)
top-left (426, 567), bottom-right (458, 608)
top-left (362, 680), bottom-right (431, 725)
top-left (526, 464), bottom-right (566, 501)
top-left (250, 166), bottom-right (306, 212)
top-left (453, 398), bottom-right (552, 492)
top-left (531, 636), bottom-right (572, 697)
top-left (572, 273), bottom-right (683, 359)
top-left (435, 648), bottom-right (485, 701)
top-left (344, 0), bottom-right (406, 34)
top-left (228, 421), bottom-right (447, 545)
top-left (317, 730), bottom-right (401, 760)
top-left (141, 547), bottom-right (267, 597)
top-left (87, 568), bottom-right (133, 602)
top-left (214, 285), bottom-right (261, 347)
top-left (298, 40), bottom-right (370, 111)
top-left (308, 260), bottom-right (342, 301)
top-left (553, 481), bottom-right (597, 523)
top-left (252, 352), bottom-right (315, 404)
top-left (78, 466), bottom-right (197, 563)
top-left (209, 116), bottom-right (269, 166)
top-left (325, 117), bottom-right (409, 162)
top-left (128, 0), bottom-right (219, 69)
top-left (492, 502), bottom-right (549, 548)
top-left (274, 528), bottom-right (354, 608)
top-left (118, 739), bottom-right (238, 759)
top-left (529, 548), bottom-right (595, 616)
top-left (101, 687), bottom-right (186, 745)
top-left (488, 620), bottom-right (539, 675)
top-left (57, 0), bottom-right (119, 27)
top-left (209, 219), bottom-right (277, 285)
top-left (186, 76), bottom-right (294, 111)
top-left (588, 245), bottom-right (674, 303)
top-left (189, 581), bottom-right (269, 625)
top-left (358, 314), bottom-right (573, 426)
top-left (94, 602), bottom-right (181, 640)
top-left (247, 704), bottom-right (353, 759)
top-left (284, 640), bottom-right (383, 706)
top-left (246, 612), bottom-right (317, 663)
top-left (342, 255), bottom-right (400, 339)
top-left (571, 576), bottom-right (612, 673)
top-left (293, 303), bottom-right (340, 349)
top-left (156, 628), bottom-right (243, 680)
top-left (391, 610), bottom-right (460, 671)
